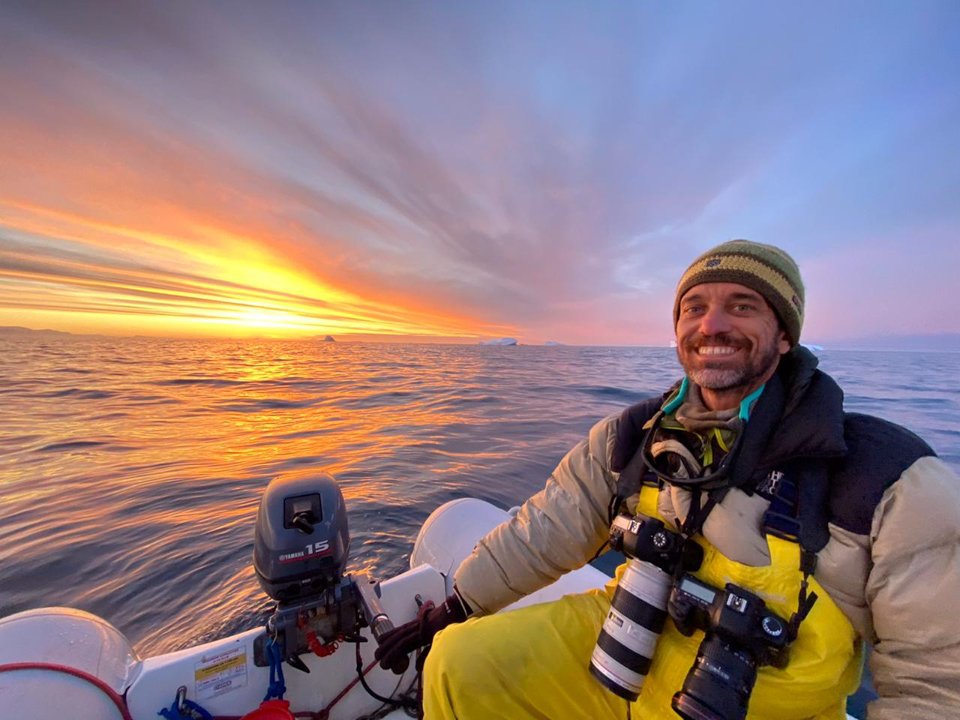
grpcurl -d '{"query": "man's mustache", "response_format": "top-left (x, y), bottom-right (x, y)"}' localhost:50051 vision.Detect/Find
top-left (683, 333), bottom-right (749, 351)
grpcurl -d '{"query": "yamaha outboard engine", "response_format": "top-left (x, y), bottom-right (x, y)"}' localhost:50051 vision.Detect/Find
top-left (252, 473), bottom-right (394, 669)
top-left (254, 473), bottom-right (350, 602)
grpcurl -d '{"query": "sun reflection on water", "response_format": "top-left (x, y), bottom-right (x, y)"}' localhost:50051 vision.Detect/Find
top-left (3, 337), bottom-right (957, 657)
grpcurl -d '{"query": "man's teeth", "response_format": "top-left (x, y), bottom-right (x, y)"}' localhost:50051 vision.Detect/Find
top-left (698, 346), bottom-right (737, 356)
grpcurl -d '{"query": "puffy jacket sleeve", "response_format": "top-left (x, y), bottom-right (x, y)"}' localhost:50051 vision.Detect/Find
top-left (866, 456), bottom-right (960, 719)
top-left (453, 413), bottom-right (620, 616)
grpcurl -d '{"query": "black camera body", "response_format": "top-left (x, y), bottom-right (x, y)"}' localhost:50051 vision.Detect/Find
top-left (610, 513), bottom-right (703, 574)
top-left (669, 574), bottom-right (790, 720)
top-left (669, 574), bottom-right (789, 668)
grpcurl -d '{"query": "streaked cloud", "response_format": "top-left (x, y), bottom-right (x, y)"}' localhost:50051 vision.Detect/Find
top-left (1, 1), bottom-right (958, 344)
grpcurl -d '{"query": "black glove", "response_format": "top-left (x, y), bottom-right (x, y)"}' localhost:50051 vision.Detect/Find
top-left (374, 593), bottom-right (469, 674)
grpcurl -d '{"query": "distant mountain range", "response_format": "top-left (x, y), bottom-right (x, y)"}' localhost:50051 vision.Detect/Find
top-left (0, 325), bottom-right (76, 337)
top-left (813, 333), bottom-right (960, 352)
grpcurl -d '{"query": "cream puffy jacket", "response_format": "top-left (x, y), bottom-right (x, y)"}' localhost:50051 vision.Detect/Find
top-left (454, 349), bottom-right (960, 719)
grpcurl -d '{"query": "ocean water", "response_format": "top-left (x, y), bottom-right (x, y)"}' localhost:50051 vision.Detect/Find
top-left (1, 336), bottom-right (958, 659)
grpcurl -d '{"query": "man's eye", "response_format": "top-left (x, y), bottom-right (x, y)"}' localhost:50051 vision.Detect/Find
top-left (682, 305), bottom-right (704, 315)
top-left (732, 303), bottom-right (755, 313)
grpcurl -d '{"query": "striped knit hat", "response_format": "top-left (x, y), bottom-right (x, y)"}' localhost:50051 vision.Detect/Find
top-left (673, 239), bottom-right (805, 346)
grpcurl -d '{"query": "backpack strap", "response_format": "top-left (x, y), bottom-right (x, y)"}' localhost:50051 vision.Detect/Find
top-left (610, 397), bottom-right (667, 520)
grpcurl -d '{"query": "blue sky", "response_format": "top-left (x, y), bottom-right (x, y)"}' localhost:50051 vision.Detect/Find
top-left (0, 1), bottom-right (958, 344)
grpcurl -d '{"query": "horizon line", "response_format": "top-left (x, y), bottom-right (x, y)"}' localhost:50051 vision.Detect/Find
top-left (3, 325), bottom-right (960, 352)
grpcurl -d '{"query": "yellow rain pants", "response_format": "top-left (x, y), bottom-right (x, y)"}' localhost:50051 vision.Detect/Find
top-left (424, 491), bottom-right (863, 719)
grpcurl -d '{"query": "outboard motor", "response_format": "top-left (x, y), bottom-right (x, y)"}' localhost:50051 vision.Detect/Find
top-left (252, 474), bottom-right (394, 669)
top-left (253, 473), bottom-right (350, 602)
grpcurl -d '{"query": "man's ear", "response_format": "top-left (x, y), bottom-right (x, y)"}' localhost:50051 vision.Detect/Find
top-left (777, 327), bottom-right (791, 355)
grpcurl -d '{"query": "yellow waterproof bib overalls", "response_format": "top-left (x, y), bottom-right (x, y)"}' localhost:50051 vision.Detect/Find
top-left (424, 484), bottom-right (863, 719)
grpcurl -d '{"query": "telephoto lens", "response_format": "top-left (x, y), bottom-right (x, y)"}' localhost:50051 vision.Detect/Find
top-left (589, 512), bottom-right (699, 701)
top-left (589, 556), bottom-right (672, 700)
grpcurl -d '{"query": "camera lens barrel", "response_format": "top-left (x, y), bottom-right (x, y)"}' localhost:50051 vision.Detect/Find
top-left (589, 558), bottom-right (672, 701)
top-left (672, 635), bottom-right (758, 720)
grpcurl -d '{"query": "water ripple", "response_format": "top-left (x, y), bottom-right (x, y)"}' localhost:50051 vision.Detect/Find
top-left (44, 388), bottom-right (116, 400)
top-left (35, 439), bottom-right (110, 452)
top-left (1, 337), bottom-right (956, 660)
top-left (155, 377), bottom-right (246, 387)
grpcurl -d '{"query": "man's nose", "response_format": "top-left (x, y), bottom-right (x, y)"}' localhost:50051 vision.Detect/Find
top-left (699, 306), bottom-right (733, 336)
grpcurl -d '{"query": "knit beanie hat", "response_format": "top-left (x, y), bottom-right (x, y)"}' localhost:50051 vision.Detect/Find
top-left (673, 239), bottom-right (805, 346)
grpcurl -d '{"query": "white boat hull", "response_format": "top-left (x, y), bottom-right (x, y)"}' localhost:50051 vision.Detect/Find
top-left (0, 498), bottom-right (858, 719)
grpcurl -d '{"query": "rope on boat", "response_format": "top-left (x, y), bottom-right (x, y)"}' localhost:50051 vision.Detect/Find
top-left (159, 685), bottom-right (215, 720)
top-left (307, 656), bottom-right (381, 718)
top-left (0, 661), bottom-right (134, 720)
top-left (0, 652), bottom-right (405, 720)
top-left (264, 638), bottom-right (287, 701)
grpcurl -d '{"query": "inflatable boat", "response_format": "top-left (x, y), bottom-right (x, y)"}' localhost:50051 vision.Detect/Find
top-left (0, 475), bottom-right (610, 720)
top-left (0, 474), bottom-right (860, 719)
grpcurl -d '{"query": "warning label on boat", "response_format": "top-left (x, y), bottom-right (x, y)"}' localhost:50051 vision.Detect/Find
top-left (195, 646), bottom-right (248, 700)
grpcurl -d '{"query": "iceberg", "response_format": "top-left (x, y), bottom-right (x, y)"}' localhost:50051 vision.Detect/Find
top-left (480, 337), bottom-right (518, 346)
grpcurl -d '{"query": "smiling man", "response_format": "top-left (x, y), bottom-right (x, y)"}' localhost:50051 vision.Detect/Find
top-left (376, 240), bottom-right (960, 720)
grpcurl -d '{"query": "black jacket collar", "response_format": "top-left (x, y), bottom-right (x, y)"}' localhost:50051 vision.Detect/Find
top-left (611, 346), bottom-right (848, 480)
top-left (754, 346), bottom-right (847, 474)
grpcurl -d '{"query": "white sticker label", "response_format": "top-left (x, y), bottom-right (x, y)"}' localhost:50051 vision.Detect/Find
top-left (195, 646), bottom-right (248, 700)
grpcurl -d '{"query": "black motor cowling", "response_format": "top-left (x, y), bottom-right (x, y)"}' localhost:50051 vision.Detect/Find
top-left (253, 473), bottom-right (350, 602)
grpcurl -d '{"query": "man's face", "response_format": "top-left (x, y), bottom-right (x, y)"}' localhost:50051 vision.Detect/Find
top-left (675, 282), bottom-right (790, 408)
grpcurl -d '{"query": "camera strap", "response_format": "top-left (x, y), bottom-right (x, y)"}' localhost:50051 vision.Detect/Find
top-left (787, 549), bottom-right (819, 641)
top-left (677, 489), bottom-right (717, 538)
top-left (753, 467), bottom-right (821, 639)
top-left (669, 489), bottom-right (719, 580)
top-left (677, 487), bottom-right (819, 642)
top-left (612, 420), bottom-right (821, 641)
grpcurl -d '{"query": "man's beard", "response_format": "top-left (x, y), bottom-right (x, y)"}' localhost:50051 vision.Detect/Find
top-left (678, 333), bottom-right (782, 392)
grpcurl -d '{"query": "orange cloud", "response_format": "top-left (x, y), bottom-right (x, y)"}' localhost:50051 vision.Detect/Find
top-left (0, 56), bottom-right (516, 340)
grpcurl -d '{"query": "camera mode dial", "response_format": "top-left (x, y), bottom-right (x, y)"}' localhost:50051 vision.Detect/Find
top-left (761, 616), bottom-right (784, 638)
